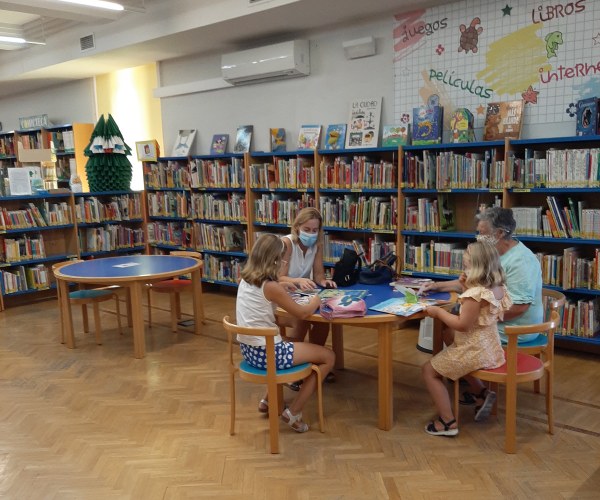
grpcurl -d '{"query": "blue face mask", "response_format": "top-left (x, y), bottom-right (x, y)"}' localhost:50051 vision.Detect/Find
top-left (299, 230), bottom-right (318, 247)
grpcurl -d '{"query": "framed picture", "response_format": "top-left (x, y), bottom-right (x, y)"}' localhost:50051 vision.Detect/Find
top-left (135, 140), bottom-right (159, 161)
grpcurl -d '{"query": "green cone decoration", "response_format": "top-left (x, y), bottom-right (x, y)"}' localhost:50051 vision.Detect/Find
top-left (84, 113), bottom-right (133, 192)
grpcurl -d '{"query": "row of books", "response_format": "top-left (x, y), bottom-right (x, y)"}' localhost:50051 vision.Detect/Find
top-left (193, 223), bottom-right (247, 253)
top-left (191, 192), bottom-right (247, 222)
top-left (49, 129), bottom-right (75, 153)
top-left (550, 298), bottom-right (600, 337)
top-left (0, 136), bottom-right (15, 157)
top-left (321, 235), bottom-right (396, 266)
top-left (404, 195), bottom-right (456, 232)
top-left (78, 226), bottom-right (145, 253)
top-left (143, 160), bottom-right (189, 189)
top-left (254, 193), bottom-right (315, 225)
top-left (147, 221), bottom-right (193, 248)
top-left (0, 264), bottom-right (50, 294)
top-left (75, 194), bottom-right (142, 223)
top-left (201, 254), bottom-right (242, 284)
top-left (0, 201), bottom-right (71, 230)
top-left (249, 159), bottom-right (314, 189)
top-left (17, 131), bottom-right (45, 150)
top-left (189, 158), bottom-right (245, 189)
top-left (319, 195), bottom-right (397, 230)
top-left (0, 234), bottom-right (45, 263)
top-left (403, 240), bottom-right (466, 275)
top-left (147, 191), bottom-right (189, 218)
top-left (319, 157), bottom-right (396, 189)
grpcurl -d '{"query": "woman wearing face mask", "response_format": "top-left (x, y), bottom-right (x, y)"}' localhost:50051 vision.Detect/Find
top-left (278, 208), bottom-right (337, 387)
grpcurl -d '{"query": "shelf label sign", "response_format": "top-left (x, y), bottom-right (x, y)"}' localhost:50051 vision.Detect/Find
top-left (18, 114), bottom-right (51, 130)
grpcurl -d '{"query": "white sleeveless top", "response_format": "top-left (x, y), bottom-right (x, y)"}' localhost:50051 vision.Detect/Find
top-left (283, 234), bottom-right (316, 279)
top-left (236, 279), bottom-right (281, 346)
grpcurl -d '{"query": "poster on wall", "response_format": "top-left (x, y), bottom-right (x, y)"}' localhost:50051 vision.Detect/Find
top-left (345, 97), bottom-right (382, 149)
top-left (392, 0), bottom-right (600, 138)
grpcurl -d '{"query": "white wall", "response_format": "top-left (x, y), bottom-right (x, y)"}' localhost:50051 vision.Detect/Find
top-left (0, 79), bottom-right (96, 131)
top-left (159, 18), bottom-right (395, 154)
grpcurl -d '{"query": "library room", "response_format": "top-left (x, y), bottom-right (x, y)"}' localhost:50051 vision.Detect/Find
top-left (0, 0), bottom-right (599, 498)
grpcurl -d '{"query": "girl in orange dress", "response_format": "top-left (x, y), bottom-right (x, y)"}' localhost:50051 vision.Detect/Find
top-left (421, 239), bottom-right (512, 436)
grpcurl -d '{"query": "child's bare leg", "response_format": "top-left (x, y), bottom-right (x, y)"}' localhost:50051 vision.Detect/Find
top-left (422, 361), bottom-right (457, 430)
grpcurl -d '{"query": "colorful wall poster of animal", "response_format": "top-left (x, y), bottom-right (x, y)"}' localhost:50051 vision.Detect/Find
top-left (345, 97), bottom-right (382, 149)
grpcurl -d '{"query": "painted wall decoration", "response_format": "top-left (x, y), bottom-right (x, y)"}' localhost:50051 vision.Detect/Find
top-left (393, 0), bottom-right (600, 136)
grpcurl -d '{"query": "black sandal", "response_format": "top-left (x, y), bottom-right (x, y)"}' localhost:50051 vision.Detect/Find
top-left (425, 416), bottom-right (459, 436)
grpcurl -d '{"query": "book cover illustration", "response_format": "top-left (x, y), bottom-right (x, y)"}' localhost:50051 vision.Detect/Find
top-left (575, 97), bottom-right (599, 136)
top-left (382, 124), bottom-right (410, 147)
top-left (449, 108), bottom-right (475, 143)
top-left (483, 100), bottom-right (524, 141)
top-left (345, 97), bottom-right (382, 148)
top-left (318, 289), bottom-right (369, 300)
top-left (412, 104), bottom-right (443, 145)
top-left (171, 129), bottom-right (197, 156)
top-left (233, 125), bottom-right (253, 153)
top-left (297, 125), bottom-right (321, 150)
top-left (391, 277), bottom-right (433, 290)
top-left (210, 134), bottom-right (228, 155)
top-left (370, 292), bottom-right (450, 317)
top-left (270, 128), bottom-right (286, 152)
top-left (324, 124), bottom-right (346, 150)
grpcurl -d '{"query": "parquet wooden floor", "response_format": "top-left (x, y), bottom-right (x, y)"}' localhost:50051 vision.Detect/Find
top-left (0, 288), bottom-right (599, 499)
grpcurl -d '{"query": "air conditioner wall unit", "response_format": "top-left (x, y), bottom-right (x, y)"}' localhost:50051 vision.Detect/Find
top-left (221, 40), bottom-right (310, 85)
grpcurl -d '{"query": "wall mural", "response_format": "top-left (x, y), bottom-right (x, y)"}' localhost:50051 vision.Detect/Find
top-left (393, 0), bottom-right (600, 135)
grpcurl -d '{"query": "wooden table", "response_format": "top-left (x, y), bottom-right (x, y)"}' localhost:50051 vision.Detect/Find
top-left (277, 283), bottom-right (453, 431)
top-left (53, 255), bottom-right (204, 359)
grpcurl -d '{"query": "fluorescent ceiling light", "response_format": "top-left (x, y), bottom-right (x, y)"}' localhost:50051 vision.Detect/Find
top-left (0, 36), bottom-right (45, 45)
top-left (58, 0), bottom-right (125, 11)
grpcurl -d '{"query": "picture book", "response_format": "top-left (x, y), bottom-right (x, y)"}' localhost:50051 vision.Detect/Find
top-left (210, 134), bottom-right (228, 155)
top-left (345, 97), bottom-right (382, 149)
top-left (318, 289), bottom-right (369, 300)
top-left (233, 125), bottom-right (253, 153)
top-left (382, 124), bottom-right (410, 147)
top-left (412, 105), bottom-right (443, 145)
top-left (483, 101), bottom-right (524, 141)
top-left (324, 124), bottom-right (347, 150)
top-left (297, 125), bottom-right (321, 150)
top-left (171, 129), bottom-right (197, 156)
top-left (575, 97), bottom-right (599, 136)
top-left (391, 277), bottom-right (433, 290)
top-left (449, 107), bottom-right (475, 143)
top-left (370, 292), bottom-right (451, 317)
top-left (438, 193), bottom-right (456, 231)
top-left (270, 128), bottom-right (286, 152)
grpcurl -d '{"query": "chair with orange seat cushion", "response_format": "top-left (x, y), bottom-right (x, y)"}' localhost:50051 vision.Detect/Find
top-left (453, 310), bottom-right (559, 453)
top-left (52, 260), bottom-right (122, 345)
top-left (222, 315), bottom-right (324, 454)
top-left (147, 251), bottom-right (204, 332)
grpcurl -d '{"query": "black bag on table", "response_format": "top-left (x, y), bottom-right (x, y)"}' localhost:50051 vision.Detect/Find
top-left (359, 253), bottom-right (398, 285)
top-left (332, 248), bottom-right (360, 287)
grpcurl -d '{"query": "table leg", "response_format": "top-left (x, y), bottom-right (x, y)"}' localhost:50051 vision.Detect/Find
top-left (331, 324), bottom-right (344, 370)
top-left (433, 317), bottom-right (444, 355)
top-left (59, 278), bottom-right (75, 349)
top-left (130, 282), bottom-right (145, 359)
top-left (378, 322), bottom-right (393, 431)
top-left (191, 268), bottom-right (204, 335)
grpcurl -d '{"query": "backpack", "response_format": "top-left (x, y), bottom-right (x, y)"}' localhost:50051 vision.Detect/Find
top-left (332, 248), bottom-right (360, 287)
top-left (359, 253), bottom-right (398, 285)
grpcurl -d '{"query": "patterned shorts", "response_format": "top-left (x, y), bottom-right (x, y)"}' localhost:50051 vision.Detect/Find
top-left (240, 342), bottom-right (295, 370)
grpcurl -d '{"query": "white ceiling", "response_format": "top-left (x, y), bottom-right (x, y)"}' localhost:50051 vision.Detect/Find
top-left (0, 0), bottom-right (455, 99)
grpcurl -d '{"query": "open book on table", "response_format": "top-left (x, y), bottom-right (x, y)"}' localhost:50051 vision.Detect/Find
top-left (370, 292), bottom-right (451, 317)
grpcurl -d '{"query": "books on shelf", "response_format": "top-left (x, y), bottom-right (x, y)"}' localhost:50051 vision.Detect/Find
top-left (483, 100), bottom-right (524, 141)
top-left (345, 97), bottom-right (382, 149)
top-left (575, 97), bottom-right (599, 136)
top-left (210, 134), bottom-right (228, 155)
top-left (171, 129), bottom-right (197, 156)
top-left (270, 128), bottom-right (286, 152)
top-left (233, 125), bottom-right (253, 153)
top-left (382, 124), bottom-right (410, 147)
top-left (297, 125), bottom-right (321, 150)
top-left (412, 105), bottom-right (443, 145)
top-left (324, 124), bottom-right (346, 150)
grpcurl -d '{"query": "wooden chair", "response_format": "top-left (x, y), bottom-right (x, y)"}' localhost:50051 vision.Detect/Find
top-left (454, 310), bottom-right (559, 453)
top-left (147, 251), bottom-right (204, 332)
top-left (222, 315), bottom-right (324, 454)
top-left (53, 260), bottom-right (122, 345)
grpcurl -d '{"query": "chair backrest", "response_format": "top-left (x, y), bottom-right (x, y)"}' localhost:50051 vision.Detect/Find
top-left (222, 315), bottom-right (279, 373)
top-left (542, 288), bottom-right (566, 319)
top-left (504, 310), bottom-right (559, 372)
top-left (169, 250), bottom-right (203, 277)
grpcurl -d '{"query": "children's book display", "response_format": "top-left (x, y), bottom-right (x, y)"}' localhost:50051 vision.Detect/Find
top-left (324, 124), bottom-right (347, 150)
top-left (297, 125), bottom-right (321, 150)
top-left (412, 104), bottom-right (443, 145)
top-left (171, 129), bottom-right (197, 156)
top-left (233, 125), bottom-right (253, 153)
top-left (483, 100), bottom-right (524, 141)
top-left (345, 97), bottom-right (382, 149)
top-left (382, 124), bottom-right (410, 147)
top-left (210, 134), bottom-right (228, 155)
top-left (270, 128), bottom-right (286, 152)
top-left (576, 97), bottom-right (599, 136)
top-left (449, 108), bottom-right (475, 143)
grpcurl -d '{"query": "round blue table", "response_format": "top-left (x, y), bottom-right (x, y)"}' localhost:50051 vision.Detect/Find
top-left (54, 255), bottom-right (204, 358)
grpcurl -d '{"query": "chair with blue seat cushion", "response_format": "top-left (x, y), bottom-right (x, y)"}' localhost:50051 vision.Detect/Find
top-left (52, 260), bottom-right (122, 345)
top-left (222, 315), bottom-right (324, 454)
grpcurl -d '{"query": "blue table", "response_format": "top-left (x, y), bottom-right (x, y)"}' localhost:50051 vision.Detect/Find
top-left (54, 255), bottom-right (204, 358)
top-left (278, 283), bottom-right (453, 430)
